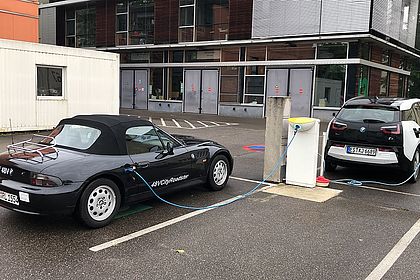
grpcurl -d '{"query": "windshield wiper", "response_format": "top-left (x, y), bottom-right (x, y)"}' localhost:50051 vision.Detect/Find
top-left (362, 119), bottom-right (386, 123)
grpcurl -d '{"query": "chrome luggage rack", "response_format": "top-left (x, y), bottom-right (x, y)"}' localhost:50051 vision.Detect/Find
top-left (7, 135), bottom-right (58, 163)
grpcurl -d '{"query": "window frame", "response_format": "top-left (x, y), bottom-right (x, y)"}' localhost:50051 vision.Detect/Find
top-left (36, 65), bottom-right (65, 100)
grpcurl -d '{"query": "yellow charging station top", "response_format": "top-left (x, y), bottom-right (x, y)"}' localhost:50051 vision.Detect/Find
top-left (288, 117), bottom-right (315, 124)
top-left (288, 117), bottom-right (316, 132)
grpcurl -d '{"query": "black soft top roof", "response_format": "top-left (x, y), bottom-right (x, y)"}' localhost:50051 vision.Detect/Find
top-left (58, 115), bottom-right (152, 155)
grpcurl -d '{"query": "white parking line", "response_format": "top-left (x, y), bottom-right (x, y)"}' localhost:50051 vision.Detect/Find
top-left (209, 121), bottom-right (220, 126)
top-left (197, 121), bottom-right (209, 127)
top-left (184, 120), bottom-right (196, 129)
top-left (160, 118), bottom-right (166, 127)
top-left (172, 119), bottom-right (181, 128)
top-left (89, 176), bottom-right (271, 252)
top-left (365, 218), bottom-right (420, 280)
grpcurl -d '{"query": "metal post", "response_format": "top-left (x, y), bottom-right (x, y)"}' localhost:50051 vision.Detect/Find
top-left (263, 96), bottom-right (291, 183)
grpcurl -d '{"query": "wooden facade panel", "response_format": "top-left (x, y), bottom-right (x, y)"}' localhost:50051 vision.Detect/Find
top-left (229, 0), bottom-right (252, 40)
top-left (155, 0), bottom-right (178, 44)
top-left (96, 0), bottom-right (116, 47)
top-left (389, 72), bottom-right (399, 97)
top-left (369, 68), bottom-right (381, 95)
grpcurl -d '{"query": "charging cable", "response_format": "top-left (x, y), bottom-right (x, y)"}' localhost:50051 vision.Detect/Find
top-left (331, 163), bottom-right (420, 187)
top-left (125, 128), bottom-right (300, 210)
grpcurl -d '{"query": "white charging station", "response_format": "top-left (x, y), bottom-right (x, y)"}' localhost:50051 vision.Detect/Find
top-left (286, 117), bottom-right (320, 188)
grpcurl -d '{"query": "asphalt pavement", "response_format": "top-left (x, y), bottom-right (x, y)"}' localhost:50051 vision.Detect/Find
top-left (0, 110), bottom-right (419, 280)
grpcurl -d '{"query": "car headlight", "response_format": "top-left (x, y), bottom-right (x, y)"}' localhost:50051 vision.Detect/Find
top-left (30, 173), bottom-right (63, 187)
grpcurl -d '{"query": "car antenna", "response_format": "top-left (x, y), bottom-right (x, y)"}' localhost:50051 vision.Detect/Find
top-left (9, 118), bottom-right (14, 144)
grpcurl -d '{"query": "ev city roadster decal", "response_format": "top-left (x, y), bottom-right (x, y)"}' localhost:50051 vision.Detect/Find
top-left (151, 175), bottom-right (190, 188)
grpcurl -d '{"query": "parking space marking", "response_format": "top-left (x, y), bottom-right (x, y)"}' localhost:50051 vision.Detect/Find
top-left (209, 121), bottom-right (220, 126)
top-left (172, 119), bottom-right (181, 128)
top-left (365, 218), bottom-right (420, 280)
top-left (184, 120), bottom-right (196, 129)
top-left (89, 176), bottom-right (271, 252)
top-left (160, 118), bottom-right (166, 126)
top-left (197, 121), bottom-right (209, 127)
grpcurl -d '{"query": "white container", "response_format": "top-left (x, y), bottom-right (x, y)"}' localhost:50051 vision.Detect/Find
top-left (0, 39), bottom-right (120, 132)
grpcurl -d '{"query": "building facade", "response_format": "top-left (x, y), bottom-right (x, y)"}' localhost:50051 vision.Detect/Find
top-left (0, 0), bottom-right (39, 43)
top-left (39, 0), bottom-right (420, 120)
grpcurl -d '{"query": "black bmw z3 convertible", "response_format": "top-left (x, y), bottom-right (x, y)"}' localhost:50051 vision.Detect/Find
top-left (0, 115), bottom-right (233, 228)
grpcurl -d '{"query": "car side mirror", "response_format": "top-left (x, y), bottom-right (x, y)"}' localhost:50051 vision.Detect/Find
top-left (166, 142), bottom-right (174, 155)
top-left (332, 112), bottom-right (336, 117)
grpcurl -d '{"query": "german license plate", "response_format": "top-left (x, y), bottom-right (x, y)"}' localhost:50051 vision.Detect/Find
top-left (346, 146), bottom-right (377, 156)
top-left (0, 190), bottom-right (19, 206)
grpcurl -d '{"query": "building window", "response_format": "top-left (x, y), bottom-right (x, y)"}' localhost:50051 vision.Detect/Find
top-left (314, 65), bottom-right (346, 107)
top-left (246, 46), bottom-right (266, 61)
top-left (267, 43), bottom-right (315, 60)
top-left (185, 49), bottom-right (220, 62)
top-left (66, 7), bottom-right (96, 48)
top-left (221, 47), bottom-right (239, 61)
top-left (244, 76), bottom-right (265, 104)
top-left (179, 0), bottom-right (229, 42)
top-left (149, 68), bottom-right (164, 100)
top-left (168, 68), bottom-right (183, 100)
top-left (196, 0), bottom-right (229, 41)
top-left (380, 70), bottom-right (389, 96)
top-left (220, 67), bottom-right (240, 103)
top-left (116, 0), bottom-right (155, 46)
top-left (37, 66), bottom-right (64, 98)
top-left (317, 43), bottom-right (347, 59)
top-left (179, 0), bottom-right (195, 42)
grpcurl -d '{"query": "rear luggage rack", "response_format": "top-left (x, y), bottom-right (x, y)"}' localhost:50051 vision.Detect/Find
top-left (7, 135), bottom-right (58, 163)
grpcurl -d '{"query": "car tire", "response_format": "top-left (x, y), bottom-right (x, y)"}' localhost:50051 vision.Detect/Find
top-left (77, 178), bottom-right (121, 228)
top-left (407, 149), bottom-right (420, 184)
top-left (324, 160), bottom-right (337, 172)
top-left (207, 155), bottom-right (230, 191)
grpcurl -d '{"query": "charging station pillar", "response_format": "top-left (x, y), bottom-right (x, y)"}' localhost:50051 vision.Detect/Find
top-left (286, 118), bottom-right (320, 188)
top-left (263, 96), bottom-right (291, 183)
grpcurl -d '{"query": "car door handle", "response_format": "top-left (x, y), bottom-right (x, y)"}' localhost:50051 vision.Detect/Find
top-left (137, 162), bottom-right (149, 169)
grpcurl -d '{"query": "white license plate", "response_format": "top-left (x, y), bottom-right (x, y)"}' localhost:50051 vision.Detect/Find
top-left (346, 146), bottom-right (377, 156)
top-left (0, 190), bottom-right (19, 206)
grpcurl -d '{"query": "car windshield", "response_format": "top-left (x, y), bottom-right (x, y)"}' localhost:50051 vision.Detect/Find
top-left (337, 105), bottom-right (400, 123)
top-left (46, 124), bottom-right (101, 150)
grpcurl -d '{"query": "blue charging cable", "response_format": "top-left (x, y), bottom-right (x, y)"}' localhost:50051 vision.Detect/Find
top-left (331, 163), bottom-right (420, 187)
top-left (126, 129), bottom-right (299, 210)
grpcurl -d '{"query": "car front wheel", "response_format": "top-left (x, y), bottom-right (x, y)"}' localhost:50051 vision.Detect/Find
top-left (207, 155), bottom-right (230, 191)
top-left (77, 178), bottom-right (121, 228)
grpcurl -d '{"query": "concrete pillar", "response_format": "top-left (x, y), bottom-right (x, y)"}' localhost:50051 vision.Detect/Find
top-left (264, 96), bottom-right (291, 183)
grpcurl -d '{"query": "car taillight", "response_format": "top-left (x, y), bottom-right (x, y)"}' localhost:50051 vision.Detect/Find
top-left (380, 124), bottom-right (400, 135)
top-left (332, 143), bottom-right (345, 147)
top-left (331, 121), bottom-right (347, 131)
top-left (30, 173), bottom-right (62, 187)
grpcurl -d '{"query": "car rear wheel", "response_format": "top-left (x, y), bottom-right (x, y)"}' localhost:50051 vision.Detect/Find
top-left (408, 149), bottom-right (420, 183)
top-left (207, 155), bottom-right (230, 191)
top-left (77, 178), bottom-right (121, 228)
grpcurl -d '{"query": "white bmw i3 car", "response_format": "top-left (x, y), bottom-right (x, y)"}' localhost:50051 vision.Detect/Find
top-left (325, 97), bottom-right (420, 182)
